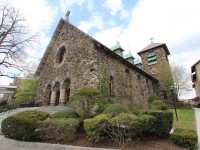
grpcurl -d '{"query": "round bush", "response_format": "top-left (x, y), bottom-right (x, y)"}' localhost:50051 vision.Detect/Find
top-left (1, 110), bottom-right (49, 141)
top-left (50, 108), bottom-right (79, 119)
top-left (172, 128), bottom-right (198, 150)
top-left (141, 110), bottom-right (173, 137)
top-left (150, 100), bottom-right (168, 110)
top-left (103, 104), bottom-right (129, 117)
top-left (37, 118), bottom-right (80, 142)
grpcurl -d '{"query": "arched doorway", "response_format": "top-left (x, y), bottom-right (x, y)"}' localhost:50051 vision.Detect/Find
top-left (54, 81), bottom-right (60, 106)
top-left (62, 78), bottom-right (70, 105)
top-left (46, 84), bottom-right (51, 105)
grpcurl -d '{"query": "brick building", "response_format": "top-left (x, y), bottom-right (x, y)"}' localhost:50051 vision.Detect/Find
top-left (35, 16), bottom-right (172, 107)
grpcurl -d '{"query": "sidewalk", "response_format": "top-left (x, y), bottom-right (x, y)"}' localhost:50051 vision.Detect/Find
top-left (195, 108), bottom-right (200, 149)
top-left (0, 135), bottom-right (116, 150)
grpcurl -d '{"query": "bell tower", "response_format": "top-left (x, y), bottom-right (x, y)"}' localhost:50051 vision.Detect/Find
top-left (138, 43), bottom-right (173, 101)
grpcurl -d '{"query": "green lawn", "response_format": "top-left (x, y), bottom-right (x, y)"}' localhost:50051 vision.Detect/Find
top-left (170, 109), bottom-right (196, 130)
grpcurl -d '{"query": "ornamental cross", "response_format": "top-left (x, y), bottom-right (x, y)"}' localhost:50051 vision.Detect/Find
top-left (65, 10), bottom-right (71, 22)
top-left (149, 37), bottom-right (154, 43)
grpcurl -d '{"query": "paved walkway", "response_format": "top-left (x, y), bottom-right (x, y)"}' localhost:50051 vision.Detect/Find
top-left (195, 108), bottom-right (200, 149)
top-left (0, 135), bottom-right (116, 150)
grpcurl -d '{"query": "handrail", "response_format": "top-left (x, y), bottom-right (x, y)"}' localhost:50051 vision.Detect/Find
top-left (0, 100), bottom-right (37, 114)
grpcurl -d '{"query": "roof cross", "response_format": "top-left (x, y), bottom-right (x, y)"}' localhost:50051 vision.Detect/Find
top-left (149, 37), bottom-right (154, 43)
top-left (65, 10), bottom-right (71, 22)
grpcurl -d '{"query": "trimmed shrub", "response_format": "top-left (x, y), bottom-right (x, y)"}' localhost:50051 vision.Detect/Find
top-left (50, 108), bottom-right (79, 119)
top-left (172, 128), bottom-right (198, 150)
top-left (130, 115), bottom-right (156, 137)
top-left (71, 87), bottom-right (101, 119)
top-left (37, 118), bottom-right (79, 142)
top-left (84, 113), bottom-right (156, 144)
top-left (84, 114), bottom-right (110, 143)
top-left (109, 113), bottom-right (137, 144)
top-left (103, 104), bottom-right (129, 117)
top-left (141, 110), bottom-right (173, 137)
top-left (150, 100), bottom-right (168, 110)
top-left (1, 110), bottom-right (49, 141)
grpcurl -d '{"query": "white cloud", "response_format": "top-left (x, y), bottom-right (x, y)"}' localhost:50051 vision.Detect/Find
top-left (59, 0), bottom-right (93, 12)
top-left (90, 0), bottom-right (200, 98)
top-left (94, 26), bottom-right (122, 48)
top-left (103, 0), bottom-right (129, 19)
top-left (3, 0), bottom-right (57, 34)
top-left (87, 0), bottom-right (94, 11)
top-left (0, 0), bottom-right (56, 83)
top-left (78, 15), bottom-right (104, 33)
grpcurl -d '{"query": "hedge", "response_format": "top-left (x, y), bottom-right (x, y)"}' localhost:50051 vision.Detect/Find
top-left (84, 113), bottom-right (156, 144)
top-left (172, 128), bottom-right (198, 150)
top-left (84, 114), bottom-right (110, 143)
top-left (140, 110), bottom-right (173, 137)
top-left (1, 110), bottom-right (49, 141)
top-left (50, 108), bottom-right (79, 119)
top-left (37, 118), bottom-right (79, 141)
top-left (130, 114), bottom-right (156, 137)
top-left (103, 104), bottom-right (129, 117)
top-left (150, 100), bottom-right (168, 110)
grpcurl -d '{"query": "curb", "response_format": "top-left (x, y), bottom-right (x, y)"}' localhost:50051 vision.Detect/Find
top-left (0, 135), bottom-right (118, 150)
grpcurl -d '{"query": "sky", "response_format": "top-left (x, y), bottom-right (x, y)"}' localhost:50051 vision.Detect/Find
top-left (0, 0), bottom-right (200, 99)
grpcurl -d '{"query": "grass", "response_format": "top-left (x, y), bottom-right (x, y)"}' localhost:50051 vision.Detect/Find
top-left (170, 108), bottom-right (196, 130)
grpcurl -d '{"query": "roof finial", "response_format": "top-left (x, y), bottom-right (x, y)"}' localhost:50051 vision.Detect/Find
top-left (65, 10), bottom-right (71, 22)
top-left (117, 35), bottom-right (119, 43)
top-left (150, 37), bottom-right (154, 43)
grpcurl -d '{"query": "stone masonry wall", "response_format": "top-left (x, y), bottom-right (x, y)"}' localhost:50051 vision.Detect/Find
top-left (139, 47), bottom-right (170, 78)
top-left (36, 20), bottom-right (159, 107)
top-left (36, 22), bottom-right (99, 104)
top-left (96, 48), bottom-right (158, 108)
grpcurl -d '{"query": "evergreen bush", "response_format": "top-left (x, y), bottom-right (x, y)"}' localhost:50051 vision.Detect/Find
top-left (84, 113), bottom-right (156, 144)
top-left (140, 110), bottom-right (173, 137)
top-left (1, 110), bottom-right (49, 141)
top-left (37, 118), bottom-right (79, 141)
top-left (84, 114), bottom-right (110, 143)
top-left (172, 128), bottom-right (198, 150)
top-left (50, 108), bottom-right (79, 119)
top-left (150, 100), bottom-right (168, 110)
top-left (103, 104), bottom-right (129, 117)
top-left (130, 115), bottom-right (156, 137)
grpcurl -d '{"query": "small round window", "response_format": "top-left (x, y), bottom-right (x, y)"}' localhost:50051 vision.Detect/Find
top-left (56, 46), bottom-right (66, 63)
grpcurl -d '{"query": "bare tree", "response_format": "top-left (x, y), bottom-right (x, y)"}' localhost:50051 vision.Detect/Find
top-left (0, 4), bottom-right (36, 78)
top-left (170, 62), bottom-right (192, 98)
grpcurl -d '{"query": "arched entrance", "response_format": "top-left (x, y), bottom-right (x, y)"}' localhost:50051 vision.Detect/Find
top-left (46, 84), bottom-right (51, 105)
top-left (60, 78), bottom-right (70, 105)
top-left (54, 81), bottom-right (60, 106)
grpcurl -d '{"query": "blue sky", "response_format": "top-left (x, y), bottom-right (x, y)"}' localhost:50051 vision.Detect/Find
top-left (1, 0), bottom-right (200, 99)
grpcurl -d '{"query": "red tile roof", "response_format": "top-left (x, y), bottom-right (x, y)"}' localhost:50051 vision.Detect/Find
top-left (137, 43), bottom-right (170, 55)
top-left (14, 78), bottom-right (24, 85)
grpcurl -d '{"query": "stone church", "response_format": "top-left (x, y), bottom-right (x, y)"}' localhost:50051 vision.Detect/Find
top-left (35, 15), bottom-right (172, 107)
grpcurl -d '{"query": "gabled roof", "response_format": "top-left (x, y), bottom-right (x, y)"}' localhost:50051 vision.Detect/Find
top-left (124, 51), bottom-right (134, 59)
top-left (35, 18), bottom-right (159, 83)
top-left (110, 41), bottom-right (125, 51)
top-left (137, 43), bottom-right (170, 55)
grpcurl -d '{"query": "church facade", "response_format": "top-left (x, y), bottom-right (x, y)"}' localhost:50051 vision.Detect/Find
top-left (35, 17), bottom-right (171, 107)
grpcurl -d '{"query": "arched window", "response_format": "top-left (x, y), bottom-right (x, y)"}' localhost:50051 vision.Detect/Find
top-left (147, 51), bottom-right (157, 65)
top-left (109, 76), bottom-right (114, 97)
top-left (56, 46), bottom-right (66, 63)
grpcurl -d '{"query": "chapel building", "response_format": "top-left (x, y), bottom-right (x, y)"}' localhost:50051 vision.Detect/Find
top-left (35, 16), bottom-right (172, 107)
